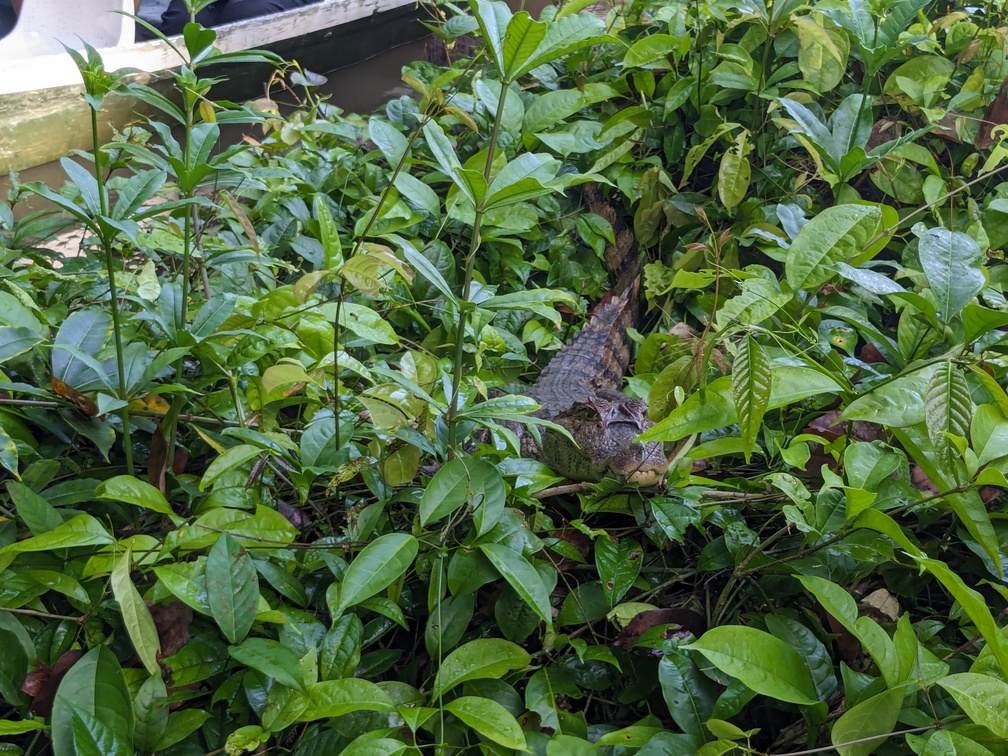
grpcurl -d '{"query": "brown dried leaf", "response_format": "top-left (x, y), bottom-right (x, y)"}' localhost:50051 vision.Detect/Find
top-left (614, 608), bottom-right (706, 650)
top-left (24, 649), bottom-right (83, 716)
top-left (148, 600), bottom-right (193, 658)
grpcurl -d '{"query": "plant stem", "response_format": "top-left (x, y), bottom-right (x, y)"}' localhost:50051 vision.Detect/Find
top-left (92, 108), bottom-right (133, 475)
top-left (167, 102), bottom-right (196, 472)
top-left (445, 80), bottom-right (510, 452)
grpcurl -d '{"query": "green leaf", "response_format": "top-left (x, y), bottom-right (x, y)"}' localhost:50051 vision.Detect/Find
top-left (133, 674), bottom-right (169, 752)
top-left (639, 378), bottom-right (735, 444)
top-left (96, 475), bottom-right (182, 524)
top-left (420, 457), bottom-right (505, 536)
top-left (0, 719), bottom-right (47, 735)
top-left (731, 337), bottom-right (771, 462)
top-left (7, 481), bottom-right (62, 534)
top-left (432, 638), bottom-right (531, 698)
top-left (299, 678), bottom-right (396, 721)
top-left (0, 326), bottom-right (43, 365)
top-left (0, 611), bottom-right (33, 707)
top-left (336, 533), bottom-right (418, 614)
top-left (110, 546), bottom-right (161, 675)
top-left (785, 205), bottom-right (883, 291)
top-left (658, 652), bottom-right (718, 739)
top-left (718, 137), bottom-right (751, 211)
top-left (423, 120), bottom-right (483, 206)
top-left (68, 702), bottom-right (131, 756)
top-left (0, 514), bottom-right (113, 572)
top-left (830, 688), bottom-right (902, 756)
top-left (919, 227), bottom-right (984, 321)
top-left (444, 696), bottom-right (526, 749)
top-left (51, 647), bottom-right (135, 756)
top-left (205, 533), bottom-right (259, 644)
top-left (501, 11), bottom-right (546, 81)
top-left (795, 16), bottom-right (849, 93)
top-left (595, 536), bottom-right (642, 606)
top-left (914, 557), bottom-right (1008, 676)
top-left (478, 543), bottom-right (553, 628)
top-left (199, 444), bottom-right (262, 491)
top-left (229, 638), bottom-right (307, 693)
top-left (624, 34), bottom-right (681, 69)
top-left (368, 118), bottom-right (409, 168)
top-left (52, 308), bottom-right (113, 387)
top-left (939, 673), bottom-right (1008, 738)
top-left (924, 361), bottom-right (971, 473)
top-left (687, 626), bottom-right (819, 705)
top-left (469, 0), bottom-right (511, 77)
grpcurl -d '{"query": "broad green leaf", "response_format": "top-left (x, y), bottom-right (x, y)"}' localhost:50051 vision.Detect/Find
top-left (939, 673), bottom-right (1008, 738)
top-left (133, 674), bottom-right (169, 752)
top-left (0, 611), bottom-right (33, 707)
top-left (0, 326), bottom-right (43, 365)
top-left (516, 12), bottom-right (606, 77)
top-left (444, 696), bottom-right (526, 749)
top-left (715, 276), bottom-right (792, 330)
top-left (7, 481), bottom-right (62, 534)
top-left (658, 652), bottom-right (718, 739)
top-left (205, 533), bottom-right (259, 644)
top-left (731, 337), bottom-right (771, 462)
top-left (313, 193), bottom-right (343, 269)
top-left (423, 119), bottom-right (483, 206)
top-left (51, 308), bottom-right (113, 387)
top-left (68, 702), bottom-right (131, 756)
top-left (368, 117), bottom-right (409, 168)
top-left (687, 626), bottom-right (819, 705)
top-left (432, 638), bottom-right (531, 698)
top-left (501, 11), bottom-right (546, 81)
top-left (0, 514), bottom-right (113, 571)
top-left (198, 444), bottom-right (262, 490)
top-left (640, 378), bottom-right (735, 443)
top-left (110, 546), bottom-right (161, 675)
top-left (924, 361), bottom-right (971, 473)
top-left (795, 16), bottom-right (849, 93)
top-left (595, 536), bottom-right (642, 606)
top-left (478, 543), bottom-right (553, 627)
top-left (339, 302), bottom-right (400, 345)
top-left (96, 475), bottom-right (181, 524)
top-left (229, 638), bottom-right (307, 692)
top-left (420, 457), bottom-right (505, 536)
top-left (919, 227), bottom-right (984, 321)
top-left (469, 0), bottom-right (511, 76)
top-left (830, 688), bottom-right (902, 756)
top-left (299, 678), bottom-right (396, 721)
top-left (336, 533), bottom-right (418, 613)
top-left (624, 34), bottom-right (681, 69)
top-left (917, 730), bottom-right (995, 755)
top-left (785, 205), bottom-right (882, 291)
top-left (51, 647), bottom-right (134, 756)
top-left (0, 720), bottom-right (47, 735)
top-left (718, 135), bottom-right (751, 211)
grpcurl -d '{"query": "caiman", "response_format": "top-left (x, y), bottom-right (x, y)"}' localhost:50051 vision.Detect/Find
top-left (522, 186), bottom-right (668, 487)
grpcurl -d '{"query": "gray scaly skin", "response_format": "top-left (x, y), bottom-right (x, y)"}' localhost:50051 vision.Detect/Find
top-left (524, 186), bottom-right (667, 487)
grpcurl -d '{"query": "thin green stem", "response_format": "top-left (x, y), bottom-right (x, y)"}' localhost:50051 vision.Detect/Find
top-left (92, 108), bottom-right (133, 474)
top-left (445, 79), bottom-right (510, 452)
top-left (166, 100), bottom-right (196, 471)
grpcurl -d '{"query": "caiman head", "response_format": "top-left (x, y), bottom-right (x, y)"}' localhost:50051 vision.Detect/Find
top-left (540, 389), bottom-right (668, 487)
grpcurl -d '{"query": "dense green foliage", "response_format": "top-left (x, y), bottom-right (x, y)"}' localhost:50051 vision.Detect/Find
top-left (3, 0), bottom-right (1008, 751)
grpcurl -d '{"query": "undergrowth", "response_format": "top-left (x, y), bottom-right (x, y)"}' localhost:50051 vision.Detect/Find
top-left (2, 0), bottom-right (1008, 752)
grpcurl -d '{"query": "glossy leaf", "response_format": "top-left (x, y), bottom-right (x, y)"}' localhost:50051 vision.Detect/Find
top-left (688, 626), bottom-right (819, 705)
top-left (336, 533), bottom-right (418, 614)
top-left (110, 546), bottom-right (161, 675)
top-left (432, 638), bottom-right (531, 698)
top-left (731, 336), bottom-right (771, 462)
top-left (205, 533), bottom-right (259, 644)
